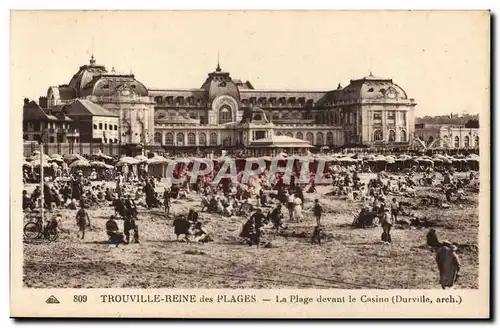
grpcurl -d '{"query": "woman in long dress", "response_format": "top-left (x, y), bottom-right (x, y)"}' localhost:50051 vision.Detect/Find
top-left (435, 241), bottom-right (461, 289)
top-left (292, 197), bottom-right (303, 222)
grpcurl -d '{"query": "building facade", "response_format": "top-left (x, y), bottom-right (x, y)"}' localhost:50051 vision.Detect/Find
top-left (150, 66), bottom-right (417, 150)
top-left (59, 99), bottom-right (119, 143)
top-left (25, 56), bottom-right (417, 153)
top-left (23, 99), bottom-right (79, 143)
top-left (45, 55), bottom-right (155, 153)
top-left (414, 123), bottom-right (480, 150)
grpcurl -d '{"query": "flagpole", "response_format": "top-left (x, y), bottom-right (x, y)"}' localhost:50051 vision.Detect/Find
top-left (40, 141), bottom-right (44, 221)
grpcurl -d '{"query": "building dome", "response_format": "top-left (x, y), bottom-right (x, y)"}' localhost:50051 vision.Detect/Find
top-left (339, 72), bottom-right (408, 101)
top-left (201, 64), bottom-right (240, 103)
top-left (82, 72), bottom-right (149, 98)
top-left (68, 55), bottom-right (108, 94)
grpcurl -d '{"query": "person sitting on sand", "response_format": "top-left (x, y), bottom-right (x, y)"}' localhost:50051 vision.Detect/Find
top-left (43, 214), bottom-right (60, 239)
top-left (311, 225), bottom-right (324, 245)
top-left (22, 190), bottom-right (32, 211)
top-left (269, 204), bottom-right (286, 231)
top-left (67, 198), bottom-right (78, 210)
top-left (105, 215), bottom-right (125, 246)
top-left (192, 222), bottom-right (212, 242)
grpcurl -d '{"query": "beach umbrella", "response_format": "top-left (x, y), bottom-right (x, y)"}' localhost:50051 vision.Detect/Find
top-left (49, 154), bottom-right (64, 162)
top-left (94, 151), bottom-right (112, 160)
top-left (147, 155), bottom-right (169, 165)
top-left (466, 155), bottom-right (479, 162)
top-left (116, 157), bottom-right (139, 166)
top-left (90, 161), bottom-right (111, 169)
top-left (29, 151), bottom-right (52, 163)
top-left (64, 153), bottom-right (85, 163)
top-left (417, 156), bottom-right (434, 162)
top-left (385, 155), bottom-right (396, 164)
top-left (398, 154), bottom-right (413, 161)
top-left (134, 155), bottom-right (149, 163)
top-left (338, 157), bottom-right (356, 163)
top-left (69, 159), bottom-right (91, 168)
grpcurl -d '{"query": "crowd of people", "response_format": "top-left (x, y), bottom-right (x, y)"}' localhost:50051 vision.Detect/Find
top-left (22, 149), bottom-right (479, 289)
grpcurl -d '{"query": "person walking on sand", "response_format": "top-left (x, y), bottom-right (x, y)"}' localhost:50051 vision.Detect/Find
top-left (435, 241), bottom-right (460, 289)
top-left (390, 197), bottom-right (399, 223)
top-left (75, 203), bottom-right (91, 240)
top-left (313, 199), bottom-right (323, 226)
top-left (286, 191), bottom-right (295, 222)
top-left (380, 208), bottom-right (393, 244)
top-left (163, 187), bottom-right (171, 216)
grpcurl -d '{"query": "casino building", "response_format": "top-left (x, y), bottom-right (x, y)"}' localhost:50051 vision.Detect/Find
top-left (34, 55), bottom-right (417, 154)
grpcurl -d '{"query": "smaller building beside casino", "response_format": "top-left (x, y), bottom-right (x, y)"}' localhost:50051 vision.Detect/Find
top-left (23, 98), bottom-right (80, 143)
top-left (414, 123), bottom-right (480, 150)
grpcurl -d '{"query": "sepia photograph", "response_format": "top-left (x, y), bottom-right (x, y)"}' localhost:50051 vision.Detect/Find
top-left (10, 10), bottom-right (490, 318)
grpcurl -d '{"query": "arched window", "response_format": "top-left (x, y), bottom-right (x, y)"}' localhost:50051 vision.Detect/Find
top-left (99, 123), bottom-right (102, 130)
top-left (154, 132), bottom-right (162, 144)
top-left (104, 123), bottom-right (108, 130)
top-left (272, 112), bottom-right (280, 121)
top-left (114, 125), bottom-right (118, 131)
top-left (188, 133), bottom-right (196, 146)
top-left (316, 132), bottom-right (324, 145)
top-left (199, 132), bottom-right (207, 146)
top-left (475, 136), bottom-right (479, 148)
top-left (254, 114), bottom-right (262, 121)
top-left (282, 112), bottom-right (290, 119)
top-left (464, 135), bottom-right (470, 148)
top-left (210, 132), bottom-right (218, 145)
top-left (374, 130), bottom-right (383, 141)
top-left (306, 132), bottom-right (314, 144)
top-left (326, 132), bottom-right (334, 145)
top-left (176, 133), bottom-right (184, 146)
top-left (428, 136), bottom-right (434, 145)
top-left (286, 132), bottom-right (293, 137)
top-left (219, 105), bottom-right (232, 124)
top-left (454, 136), bottom-right (460, 148)
top-left (165, 132), bottom-right (173, 145)
top-left (276, 132), bottom-right (283, 136)
top-left (93, 124), bottom-right (98, 130)
top-left (388, 130), bottom-right (396, 142)
top-left (296, 132), bottom-right (303, 140)
top-left (400, 130), bottom-right (407, 142)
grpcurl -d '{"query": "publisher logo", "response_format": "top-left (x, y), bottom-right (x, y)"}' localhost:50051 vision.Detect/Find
top-left (45, 295), bottom-right (60, 304)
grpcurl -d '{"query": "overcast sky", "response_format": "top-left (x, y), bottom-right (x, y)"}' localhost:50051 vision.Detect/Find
top-left (11, 10), bottom-right (489, 117)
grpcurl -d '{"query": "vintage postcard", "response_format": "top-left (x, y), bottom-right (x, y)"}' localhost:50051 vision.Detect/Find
top-left (10, 10), bottom-right (490, 318)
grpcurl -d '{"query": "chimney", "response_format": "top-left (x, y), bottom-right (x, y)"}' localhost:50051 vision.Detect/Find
top-left (39, 96), bottom-right (48, 109)
top-left (23, 98), bottom-right (30, 105)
